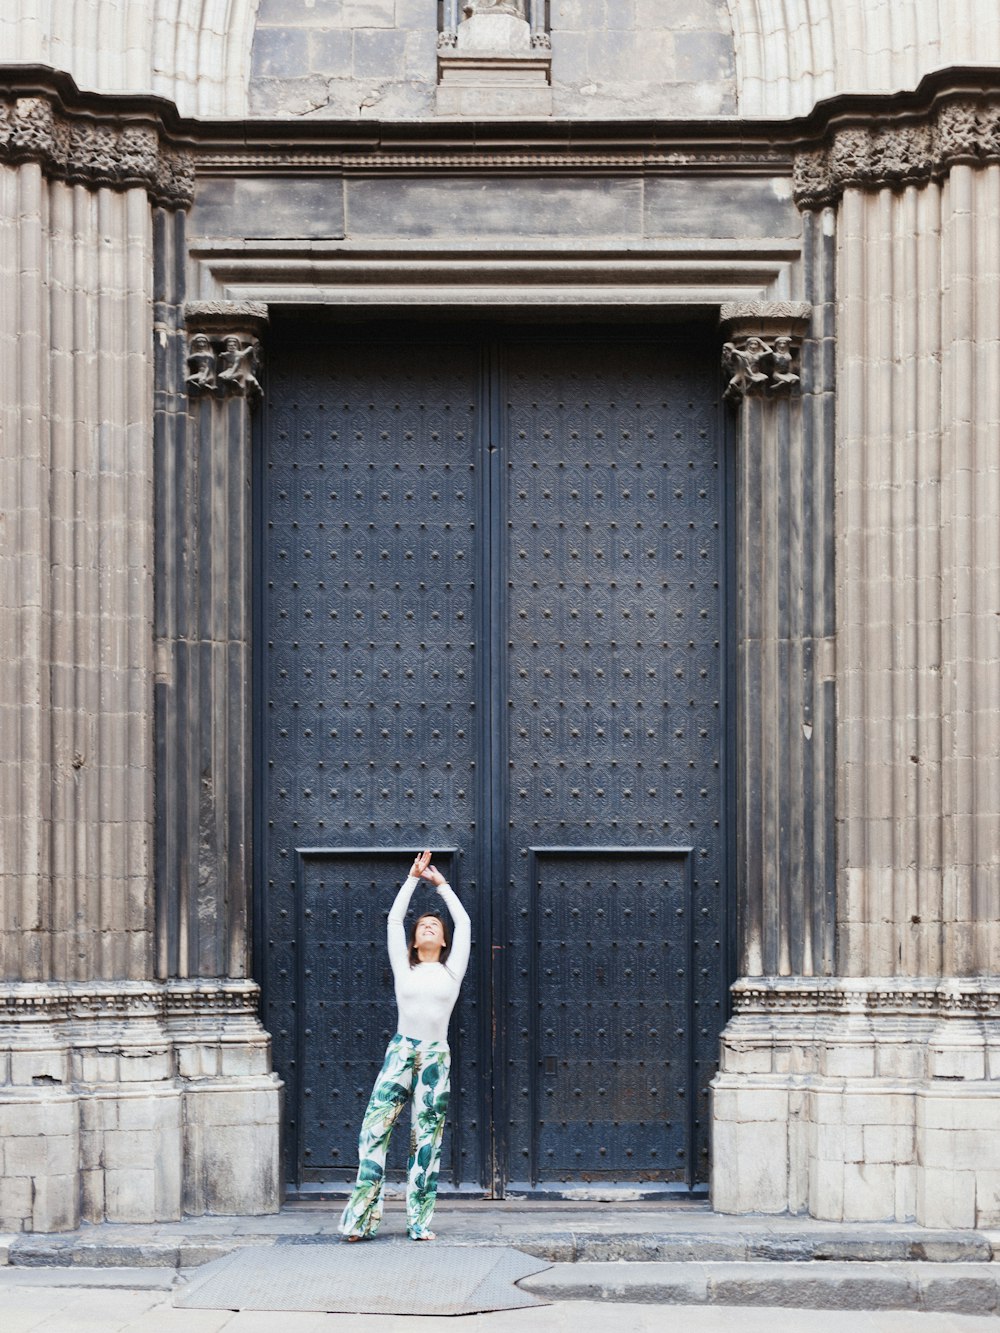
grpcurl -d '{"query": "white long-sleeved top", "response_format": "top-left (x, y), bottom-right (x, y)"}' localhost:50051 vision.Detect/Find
top-left (387, 876), bottom-right (471, 1044)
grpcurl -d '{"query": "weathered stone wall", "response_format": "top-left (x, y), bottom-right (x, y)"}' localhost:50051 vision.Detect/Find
top-left (248, 0), bottom-right (736, 119)
top-left (4, 0), bottom-right (1000, 120)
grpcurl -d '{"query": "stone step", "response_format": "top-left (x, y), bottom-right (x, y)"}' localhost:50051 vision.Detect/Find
top-left (518, 1260), bottom-right (1000, 1316)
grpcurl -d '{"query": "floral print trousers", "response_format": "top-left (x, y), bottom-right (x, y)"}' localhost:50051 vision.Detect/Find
top-left (339, 1033), bottom-right (451, 1240)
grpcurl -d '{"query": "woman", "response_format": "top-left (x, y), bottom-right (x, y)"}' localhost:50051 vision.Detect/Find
top-left (339, 850), bottom-right (471, 1242)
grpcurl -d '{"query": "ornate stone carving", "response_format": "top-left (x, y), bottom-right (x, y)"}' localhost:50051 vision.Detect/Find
top-left (794, 92), bottom-right (1000, 208)
top-left (718, 302), bottom-right (811, 402)
top-left (0, 979), bottom-right (264, 1025)
top-left (465, 0), bottom-right (526, 14)
top-left (184, 303), bottom-right (269, 405)
top-left (0, 92), bottom-right (194, 209)
top-left (730, 977), bottom-right (1000, 1021)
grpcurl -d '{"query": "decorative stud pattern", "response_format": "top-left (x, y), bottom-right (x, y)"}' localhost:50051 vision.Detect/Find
top-left (260, 332), bottom-right (726, 1190)
top-left (261, 339), bottom-right (483, 1187)
top-left (502, 339), bottom-right (725, 1183)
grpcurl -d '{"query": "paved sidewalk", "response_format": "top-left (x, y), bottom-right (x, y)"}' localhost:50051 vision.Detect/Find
top-left (5, 1198), bottom-right (998, 1266)
top-left (0, 1273), bottom-right (995, 1333)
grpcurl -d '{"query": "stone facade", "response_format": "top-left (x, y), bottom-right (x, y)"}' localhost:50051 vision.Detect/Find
top-left (1, 2), bottom-right (1000, 1230)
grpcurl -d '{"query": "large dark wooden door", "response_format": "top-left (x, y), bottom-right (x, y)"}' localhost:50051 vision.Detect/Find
top-left (257, 325), bottom-right (729, 1195)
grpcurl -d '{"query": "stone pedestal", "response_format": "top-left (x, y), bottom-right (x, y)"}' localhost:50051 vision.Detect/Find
top-left (438, 13), bottom-right (551, 116)
top-left (0, 982), bottom-right (280, 1231)
top-left (712, 978), bottom-right (1000, 1227)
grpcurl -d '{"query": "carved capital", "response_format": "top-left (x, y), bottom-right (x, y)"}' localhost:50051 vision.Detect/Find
top-left (0, 92), bottom-right (194, 208)
top-left (184, 303), bottom-right (269, 405)
top-left (794, 91), bottom-right (1000, 208)
top-left (719, 302), bottom-right (811, 403)
top-left (730, 976), bottom-right (1000, 1022)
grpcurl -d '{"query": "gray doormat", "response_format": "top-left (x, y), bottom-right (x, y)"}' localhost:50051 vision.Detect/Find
top-left (174, 1242), bottom-right (551, 1316)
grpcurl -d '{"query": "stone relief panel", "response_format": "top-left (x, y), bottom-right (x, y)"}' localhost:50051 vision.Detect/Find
top-left (248, 0), bottom-right (736, 119)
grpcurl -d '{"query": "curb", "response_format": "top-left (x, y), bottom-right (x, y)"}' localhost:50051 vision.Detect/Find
top-left (519, 1260), bottom-right (1000, 1316)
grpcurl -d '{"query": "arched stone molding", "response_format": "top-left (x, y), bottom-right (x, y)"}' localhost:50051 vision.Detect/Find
top-left (727, 0), bottom-right (1000, 117)
top-left (0, 0), bottom-right (260, 118)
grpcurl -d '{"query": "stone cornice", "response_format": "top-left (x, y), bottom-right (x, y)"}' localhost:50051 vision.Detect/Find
top-left (0, 979), bottom-right (263, 1025)
top-left (0, 73), bottom-right (195, 209)
top-left (732, 977), bottom-right (1000, 1021)
top-left (793, 81), bottom-right (1000, 208)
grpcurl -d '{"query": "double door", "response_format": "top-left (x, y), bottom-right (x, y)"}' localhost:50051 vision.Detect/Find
top-left (257, 324), bottom-right (729, 1193)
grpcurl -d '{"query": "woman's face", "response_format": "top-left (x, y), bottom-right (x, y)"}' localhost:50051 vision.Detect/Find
top-left (414, 915), bottom-right (446, 957)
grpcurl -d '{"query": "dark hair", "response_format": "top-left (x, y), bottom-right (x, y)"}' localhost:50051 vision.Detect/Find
top-left (408, 912), bottom-right (451, 968)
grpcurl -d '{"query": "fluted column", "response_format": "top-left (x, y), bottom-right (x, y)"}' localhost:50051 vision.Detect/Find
top-left (836, 170), bottom-right (1000, 979)
top-left (0, 151), bottom-right (161, 983)
top-left (155, 300), bottom-right (267, 981)
top-left (724, 297), bottom-right (837, 979)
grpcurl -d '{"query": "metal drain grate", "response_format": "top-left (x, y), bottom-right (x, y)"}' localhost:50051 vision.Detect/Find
top-left (174, 1242), bottom-right (551, 1315)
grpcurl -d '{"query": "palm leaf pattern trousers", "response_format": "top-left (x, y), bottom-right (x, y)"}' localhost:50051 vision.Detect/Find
top-left (339, 1032), bottom-right (451, 1239)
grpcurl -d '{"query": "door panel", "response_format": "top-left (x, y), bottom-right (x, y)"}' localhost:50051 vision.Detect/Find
top-left (500, 340), bottom-right (725, 1183)
top-left (257, 327), bottom-right (727, 1193)
top-left (259, 340), bottom-right (487, 1187)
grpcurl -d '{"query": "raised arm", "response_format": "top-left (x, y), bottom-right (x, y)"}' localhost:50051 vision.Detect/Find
top-left (388, 852), bottom-right (431, 977)
top-left (419, 860), bottom-right (470, 981)
top-left (435, 883), bottom-right (471, 980)
top-left (387, 876), bottom-right (419, 978)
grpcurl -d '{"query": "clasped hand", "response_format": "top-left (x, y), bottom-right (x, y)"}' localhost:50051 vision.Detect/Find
top-left (409, 849), bottom-right (447, 888)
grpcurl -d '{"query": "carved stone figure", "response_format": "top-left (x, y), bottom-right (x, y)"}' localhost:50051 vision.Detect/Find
top-left (217, 335), bottom-right (262, 399)
top-left (185, 333), bottom-right (216, 392)
top-left (464, 0), bottom-right (526, 17)
top-left (723, 339), bottom-right (769, 401)
top-left (723, 334), bottom-right (801, 400)
top-left (770, 336), bottom-right (800, 388)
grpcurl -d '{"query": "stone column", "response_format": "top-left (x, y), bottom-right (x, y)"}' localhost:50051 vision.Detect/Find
top-left (712, 89), bottom-right (1000, 1228)
top-left (0, 84), bottom-right (279, 1233)
top-left (156, 300), bottom-right (266, 983)
top-left (720, 301), bottom-right (834, 982)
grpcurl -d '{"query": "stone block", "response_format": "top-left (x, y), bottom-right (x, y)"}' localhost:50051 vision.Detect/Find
top-left (842, 1162), bottom-right (896, 1221)
top-left (24, 1173), bottom-right (78, 1233)
top-left (117, 1048), bottom-right (171, 1082)
top-left (344, 0), bottom-right (396, 24)
top-left (182, 1084), bottom-right (282, 1216)
top-left (104, 1168), bottom-right (160, 1224)
top-left (674, 29), bottom-right (734, 82)
top-left (875, 1040), bottom-right (925, 1079)
top-left (975, 1171), bottom-right (1000, 1226)
top-left (917, 1166), bottom-right (977, 1229)
top-left (252, 27), bottom-right (316, 79)
top-left (735, 1087), bottom-right (789, 1123)
top-left (929, 1041), bottom-right (986, 1081)
top-left (347, 177), bottom-right (642, 241)
top-left (396, 0), bottom-right (432, 26)
top-left (549, 29), bottom-right (589, 84)
top-left (808, 1154), bottom-right (844, 1221)
top-left (177, 1043), bottom-right (219, 1079)
top-left (76, 1050), bottom-right (120, 1084)
top-left (190, 178), bottom-right (346, 242)
top-left (353, 28), bottom-right (407, 80)
top-left (3, 1133), bottom-right (76, 1178)
top-left (9, 1048), bottom-right (69, 1086)
top-left (842, 1090), bottom-right (912, 1125)
top-left (0, 1176), bottom-right (33, 1230)
top-left (218, 1043), bottom-right (272, 1077)
top-left (712, 1119), bottom-right (788, 1214)
top-left (309, 29), bottom-right (353, 78)
top-left (823, 1042), bottom-right (876, 1078)
top-left (720, 1041), bottom-right (772, 1075)
top-left (644, 177), bottom-right (798, 241)
top-left (863, 1122), bottom-right (915, 1165)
